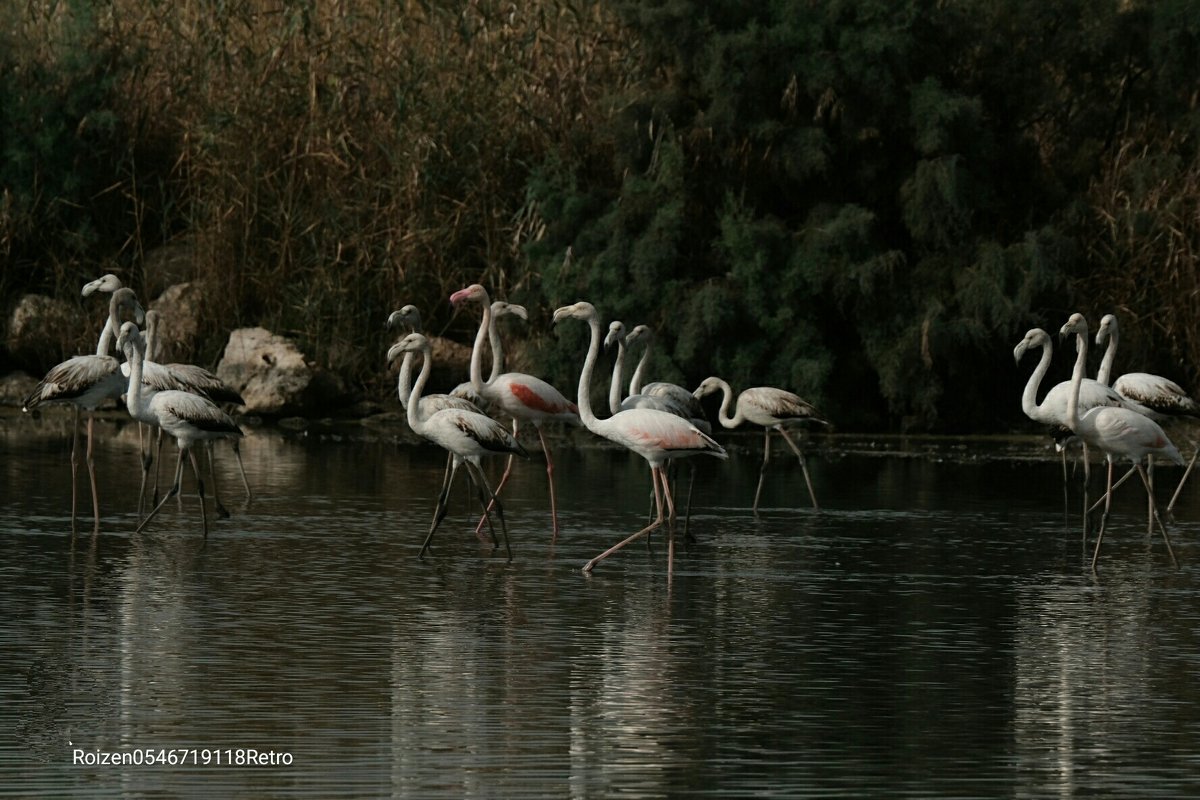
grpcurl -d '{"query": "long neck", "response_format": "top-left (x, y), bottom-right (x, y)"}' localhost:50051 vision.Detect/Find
top-left (468, 296), bottom-right (492, 393)
top-left (713, 378), bottom-right (742, 428)
top-left (488, 312), bottom-right (505, 383)
top-left (397, 352), bottom-right (413, 409)
top-left (145, 318), bottom-right (160, 362)
top-left (608, 338), bottom-right (626, 415)
top-left (126, 342), bottom-right (145, 416)
top-left (1096, 327), bottom-right (1118, 386)
top-left (628, 341), bottom-right (650, 396)
top-left (576, 315), bottom-right (603, 430)
top-left (406, 347), bottom-right (432, 433)
top-left (1066, 331), bottom-right (1089, 432)
top-left (1021, 339), bottom-right (1054, 420)
top-left (96, 319), bottom-right (114, 356)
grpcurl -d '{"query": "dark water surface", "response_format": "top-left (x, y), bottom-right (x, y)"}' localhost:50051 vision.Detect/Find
top-left (4, 412), bottom-right (1200, 798)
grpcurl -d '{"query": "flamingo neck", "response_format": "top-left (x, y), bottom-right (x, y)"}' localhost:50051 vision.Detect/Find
top-left (405, 346), bottom-right (432, 434)
top-left (628, 340), bottom-right (650, 396)
top-left (396, 352), bottom-right (413, 409)
top-left (488, 308), bottom-right (505, 384)
top-left (608, 337), bottom-right (626, 415)
top-left (575, 314), bottom-right (603, 431)
top-left (712, 378), bottom-right (743, 429)
top-left (1066, 328), bottom-right (1089, 432)
top-left (96, 293), bottom-right (125, 356)
top-left (1096, 325), bottom-right (1118, 386)
top-left (126, 340), bottom-right (146, 418)
top-left (145, 316), bottom-right (160, 362)
top-left (1021, 337), bottom-right (1054, 421)
top-left (468, 291), bottom-right (493, 394)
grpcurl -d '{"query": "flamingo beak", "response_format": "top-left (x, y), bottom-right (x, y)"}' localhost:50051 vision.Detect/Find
top-left (449, 288), bottom-right (471, 307)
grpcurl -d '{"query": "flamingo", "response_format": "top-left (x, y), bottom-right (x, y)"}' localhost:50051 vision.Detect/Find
top-left (1095, 313), bottom-right (1200, 517)
top-left (385, 306), bottom-right (484, 418)
top-left (1013, 327), bottom-right (1141, 526)
top-left (117, 321), bottom-right (244, 540)
top-left (391, 332), bottom-right (528, 560)
top-left (693, 376), bottom-right (828, 511)
top-left (1060, 313), bottom-right (1181, 571)
top-left (552, 301), bottom-right (727, 574)
top-left (23, 287), bottom-right (145, 533)
top-left (451, 284), bottom-right (580, 541)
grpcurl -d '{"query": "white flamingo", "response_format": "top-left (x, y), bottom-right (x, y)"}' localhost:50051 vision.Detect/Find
top-left (1060, 313), bottom-right (1181, 571)
top-left (552, 301), bottom-right (727, 574)
top-left (1095, 313), bottom-right (1200, 517)
top-left (452, 284), bottom-right (580, 541)
top-left (23, 287), bottom-right (144, 532)
top-left (117, 322), bottom-right (243, 540)
top-left (693, 376), bottom-right (828, 511)
top-left (392, 332), bottom-right (528, 560)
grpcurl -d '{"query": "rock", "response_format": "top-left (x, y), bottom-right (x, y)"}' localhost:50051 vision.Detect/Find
top-left (149, 282), bottom-right (205, 362)
top-left (5, 294), bottom-right (80, 372)
top-left (0, 370), bottom-right (39, 407)
top-left (216, 327), bottom-right (346, 415)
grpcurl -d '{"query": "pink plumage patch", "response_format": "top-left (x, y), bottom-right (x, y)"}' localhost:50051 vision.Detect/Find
top-left (510, 382), bottom-right (568, 414)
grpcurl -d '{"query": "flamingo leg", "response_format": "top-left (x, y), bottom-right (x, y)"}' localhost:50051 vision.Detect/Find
top-left (138, 448), bottom-right (186, 534)
top-left (778, 426), bottom-right (819, 510)
top-left (69, 405), bottom-right (81, 535)
top-left (1090, 459), bottom-right (1115, 573)
top-left (1088, 465), bottom-right (1137, 514)
top-left (206, 441), bottom-right (230, 519)
top-left (151, 427), bottom-right (165, 507)
top-left (1146, 455), bottom-right (1155, 536)
top-left (1061, 447), bottom-right (1069, 524)
top-left (231, 439), bottom-right (252, 502)
top-left (187, 447), bottom-right (209, 541)
top-left (537, 426), bottom-right (560, 542)
top-left (682, 461), bottom-right (697, 544)
top-left (1166, 448), bottom-right (1198, 519)
top-left (752, 428), bottom-right (771, 514)
top-left (136, 422), bottom-right (154, 520)
top-left (1081, 442), bottom-right (1092, 539)
top-left (421, 460), bottom-right (460, 559)
top-left (476, 418), bottom-right (519, 537)
top-left (1136, 463), bottom-right (1178, 568)
top-left (583, 465), bottom-right (665, 573)
top-left (467, 460), bottom-right (511, 561)
top-left (659, 466), bottom-right (678, 576)
top-left (85, 412), bottom-right (100, 534)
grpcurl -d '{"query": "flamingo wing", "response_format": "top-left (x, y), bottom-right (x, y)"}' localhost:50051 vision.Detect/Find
top-left (1114, 372), bottom-right (1200, 418)
top-left (739, 386), bottom-right (826, 426)
top-left (24, 355), bottom-right (122, 410)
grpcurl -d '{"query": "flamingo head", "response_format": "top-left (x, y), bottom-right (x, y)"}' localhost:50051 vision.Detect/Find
top-left (82, 273), bottom-right (123, 297)
top-left (693, 376), bottom-right (724, 399)
top-left (492, 301), bottom-right (528, 321)
top-left (1095, 313), bottom-right (1117, 346)
top-left (450, 284), bottom-right (489, 307)
top-left (625, 324), bottom-right (654, 347)
top-left (1012, 328), bottom-right (1049, 365)
top-left (387, 332), bottom-right (429, 363)
top-left (604, 321), bottom-right (626, 351)
top-left (551, 301), bottom-right (596, 325)
top-left (1059, 312), bottom-right (1088, 343)
top-left (110, 287), bottom-right (145, 326)
top-left (386, 305), bottom-right (421, 331)
top-left (116, 321), bottom-right (145, 355)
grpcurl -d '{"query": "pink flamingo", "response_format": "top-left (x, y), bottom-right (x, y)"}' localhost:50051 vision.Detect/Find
top-left (392, 332), bottom-right (528, 560)
top-left (552, 301), bottom-right (727, 574)
top-left (693, 376), bottom-right (828, 511)
top-left (1060, 312), bottom-right (1181, 571)
top-left (450, 284), bottom-right (580, 541)
top-left (23, 287), bottom-right (144, 533)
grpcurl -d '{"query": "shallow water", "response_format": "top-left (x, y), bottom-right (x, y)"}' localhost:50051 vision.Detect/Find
top-left (4, 412), bottom-right (1200, 798)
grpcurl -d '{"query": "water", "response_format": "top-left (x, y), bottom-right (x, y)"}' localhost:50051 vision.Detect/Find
top-left (4, 410), bottom-right (1200, 798)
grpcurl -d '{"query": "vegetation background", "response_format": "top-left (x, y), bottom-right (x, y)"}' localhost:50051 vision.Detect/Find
top-left (2, 0), bottom-right (1198, 433)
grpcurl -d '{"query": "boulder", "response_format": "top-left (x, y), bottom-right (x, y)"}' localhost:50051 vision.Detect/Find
top-left (6, 294), bottom-right (79, 371)
top-left (216, 327), bottom-right (345, 415)
top-left (149, 281), bottom-right (205, 362)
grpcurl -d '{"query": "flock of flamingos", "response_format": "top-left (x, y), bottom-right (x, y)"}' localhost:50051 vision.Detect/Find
top-left (20, 274), bottom-right (1200, 574)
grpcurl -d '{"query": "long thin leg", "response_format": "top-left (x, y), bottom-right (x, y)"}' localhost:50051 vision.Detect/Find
top-left (206, 441), bottom-right (229, 519)
top-left (752, 428), bottom-right (771, 513)
top-left (1061, 447), bottom-right (1069, 524)
top-left (187, 447), bottom-right (209, 541)
top-left (476, 419), bottom-right (519, 536)
top-left (85, 413), bottom-right (100, 533)
top-left (1137, 463), bottom-right (1178, 568)
top-left (231, 440), bottom-right (251, 502)
top-left (151, 427), bottom-right (165, 507)
top-left (660, 466), bottom-right (678, 576)
top-left (778, 426), bottom-right (819, 510)
top-left (136, 422), bottom-right (154, 520)
top-left (1167, 448), bottom-right (1198, 518)
top-left (1088, 465), bottom-right (1138, 514)
top-left (467, 461), bottom-right (511, 561)
top-left (420, 460), bottom-right (460, 559)
top-left (1081, 442), bottom-right (1092, 540)
top-left (537, 426), bottom-right (560, 542)
top-left (137, 448), bottom-right (186, 534)
top-left (69, 405), bottom-right (81, 534)
top-left (1091, 459), bottom-right (1115, 573)
top-left (583, 465), bottom-right (665, 573)
top-left (1146, 454), bottom-right (1155, 536)
top-left (682, 461), bottom-right (697, 543)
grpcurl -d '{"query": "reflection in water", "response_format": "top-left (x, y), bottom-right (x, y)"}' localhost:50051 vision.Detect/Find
top-left (4, 413), bottom-right (1200, 797)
